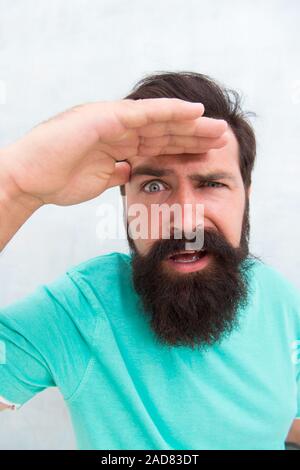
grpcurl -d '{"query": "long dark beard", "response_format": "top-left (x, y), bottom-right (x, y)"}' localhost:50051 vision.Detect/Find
top-left (127, 199), bottom-right (257, 349)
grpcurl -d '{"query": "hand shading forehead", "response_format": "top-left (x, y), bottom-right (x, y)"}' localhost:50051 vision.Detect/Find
top-left (129, 127), bottom-right (240, 182)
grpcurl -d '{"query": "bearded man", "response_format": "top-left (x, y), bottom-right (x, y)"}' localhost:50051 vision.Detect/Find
top-left (0, 72), bottom-right (299, 450)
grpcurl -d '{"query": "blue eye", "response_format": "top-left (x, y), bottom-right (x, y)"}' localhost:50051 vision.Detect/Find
top-left (200, 181), bottom-right (225, 188)
top-left (143, 180), bottom-right (166, 193)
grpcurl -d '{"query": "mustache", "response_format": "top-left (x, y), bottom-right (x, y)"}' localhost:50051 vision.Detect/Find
top-left (141, 227), bottom-right (243, 264)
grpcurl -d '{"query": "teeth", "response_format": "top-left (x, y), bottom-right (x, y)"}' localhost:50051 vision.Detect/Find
top-left (169, 249), bottom-right (205, 259)
top-left (173, 254), bottom-right (200, 263)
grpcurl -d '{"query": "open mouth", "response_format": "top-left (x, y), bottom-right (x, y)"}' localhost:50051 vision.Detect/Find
top-left (166, 249), bottom-right (210, 273)
top-left (168, 249), bottom-right (207, 263)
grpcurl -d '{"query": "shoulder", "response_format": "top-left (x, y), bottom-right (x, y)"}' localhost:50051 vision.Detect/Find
top-left (60, 251), bottom-right (134, 305)
top-left (0, 252), bottom-right (132, 339)
top-left (66, 251), bottom-right (132, 287)
top-left (248, 257), bottom-right (300, 329)
top-left (67, 250), bottom-right (131, 274)
top-left (251, 258), bottom-right (300, 301)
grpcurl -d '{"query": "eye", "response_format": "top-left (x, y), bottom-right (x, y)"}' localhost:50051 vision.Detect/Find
top-left (200, 181), bottom-right (226, 188)
top-left (142, 180), bottom-right (167, 193)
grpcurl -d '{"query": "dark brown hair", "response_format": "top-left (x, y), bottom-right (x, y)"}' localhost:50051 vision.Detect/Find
top-left (120, 71), bottom-right (256, 196)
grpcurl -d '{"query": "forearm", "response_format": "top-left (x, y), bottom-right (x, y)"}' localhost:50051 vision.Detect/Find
top-left (0, 147), bottom-right (43, 252)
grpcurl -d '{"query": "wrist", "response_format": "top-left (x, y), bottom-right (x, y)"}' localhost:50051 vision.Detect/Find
top-left (0, 145), bottom-right (43, 214)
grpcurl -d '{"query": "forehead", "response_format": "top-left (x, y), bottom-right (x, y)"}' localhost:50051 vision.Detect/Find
top-left (129, 126), bottom-right (240, 177)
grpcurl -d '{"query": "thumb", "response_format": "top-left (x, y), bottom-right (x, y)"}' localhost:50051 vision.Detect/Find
top-left (105, 161), bottom-right (131, 189)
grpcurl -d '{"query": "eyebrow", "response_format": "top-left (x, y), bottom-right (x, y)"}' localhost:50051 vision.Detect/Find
top-left (130, 165), bottom-right (236, 182)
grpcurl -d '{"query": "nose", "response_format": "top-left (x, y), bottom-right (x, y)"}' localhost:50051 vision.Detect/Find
top-left (167, 184), bottom-right (204, 238)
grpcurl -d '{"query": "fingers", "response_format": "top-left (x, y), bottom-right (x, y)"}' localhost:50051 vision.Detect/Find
top-left (137, 132), bottom-right (229, 157)
top-left (138, 116), bottom-right (228, 139)
top-left (117, 98), bottom-right (205, 129)
top-left (139, 132), bottom-right (228, 149)
top-left (105, 161), bottom-right (131, 189)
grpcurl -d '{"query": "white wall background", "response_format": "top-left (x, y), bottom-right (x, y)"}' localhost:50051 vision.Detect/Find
top-left (0, 0), bottom-right (299, 450)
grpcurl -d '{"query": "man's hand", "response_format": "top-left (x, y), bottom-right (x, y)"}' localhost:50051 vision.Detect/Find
top-left (0, 98), bottom-right (228, 250)
top-left (286, 419), bottom-right (300, 447)
top-left (1, 98), bottom-right (228, 207)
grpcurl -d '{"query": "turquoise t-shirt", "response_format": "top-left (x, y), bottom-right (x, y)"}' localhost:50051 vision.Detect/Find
top-left (0, 252), bottom-right (299, 450)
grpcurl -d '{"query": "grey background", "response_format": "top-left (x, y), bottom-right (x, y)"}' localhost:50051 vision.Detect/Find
top-left (0, 0), bottom-right (299, 450)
